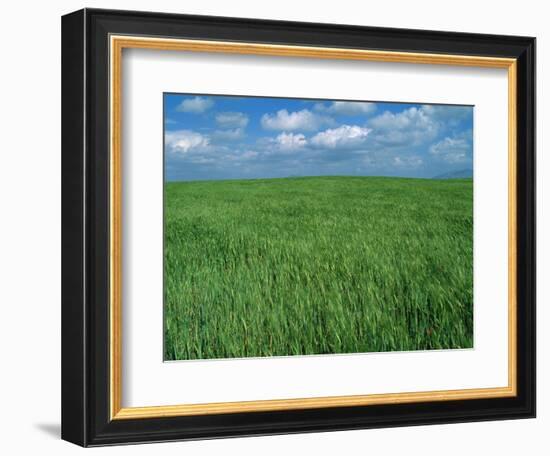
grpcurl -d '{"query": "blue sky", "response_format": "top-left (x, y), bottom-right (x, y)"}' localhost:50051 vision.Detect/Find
top-left (164, 94), bottom-right (473, 181)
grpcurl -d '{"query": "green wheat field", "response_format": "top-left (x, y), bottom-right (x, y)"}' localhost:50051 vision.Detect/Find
top-left (164, 176), bottom-right (473, 361)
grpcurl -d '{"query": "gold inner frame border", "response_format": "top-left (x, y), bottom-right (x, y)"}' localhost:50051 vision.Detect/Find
top-left (109, 35), bottom-right (517, 420)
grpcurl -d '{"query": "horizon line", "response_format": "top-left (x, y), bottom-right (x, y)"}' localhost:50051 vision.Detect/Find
top-left (165, 173), bottom-right (473, 184)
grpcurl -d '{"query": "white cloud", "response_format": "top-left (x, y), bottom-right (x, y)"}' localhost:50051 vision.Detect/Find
top-left (311, 125), bottom-right (371, 149)
top-left (367, 106), bottom-right (440, 146)
top-left (429, 136), bottom-right (472, 163)
top-left (175, 96), bottom-right (214, 113)
top-left (314, 101), bottom-right (377, 116)
top-left (212, 128), bottom-right (246, 141)
top-left (215, 112), bottom-right (249, 128)
top-left (261, 109), bottom-right (332, 131)
top-left (275, 132), bottom-right (307, 151)
top-left (165, 130), bottom-right (210, 154)
top-left (166, 129), bottom-right (262, 167)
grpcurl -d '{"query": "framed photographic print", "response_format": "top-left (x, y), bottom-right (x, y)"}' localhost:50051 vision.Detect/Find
top-left (61, 8), bottom-right (536, 447)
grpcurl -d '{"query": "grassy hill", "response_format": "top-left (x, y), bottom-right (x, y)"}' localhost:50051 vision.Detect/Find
top-left (164, 176), bottom-right (473, 360)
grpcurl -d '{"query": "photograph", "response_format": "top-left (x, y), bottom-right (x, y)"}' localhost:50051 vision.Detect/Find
top-left (163, 94), bottom-right (474, 361)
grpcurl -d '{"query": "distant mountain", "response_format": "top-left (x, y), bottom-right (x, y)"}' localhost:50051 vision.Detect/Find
top-left (433, 169), bottom-right (473, 179)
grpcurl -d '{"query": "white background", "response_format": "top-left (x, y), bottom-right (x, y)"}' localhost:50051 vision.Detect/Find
top-left (123, 50), bottom-right (509, 407)
top-left (0, 0), bottom-right (546, 454)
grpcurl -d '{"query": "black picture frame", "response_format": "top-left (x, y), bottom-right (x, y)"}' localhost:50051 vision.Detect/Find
top-left (62, 8), bottom-right (536, 447)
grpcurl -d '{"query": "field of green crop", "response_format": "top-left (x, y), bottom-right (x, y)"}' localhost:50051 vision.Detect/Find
top-left (164, 176), bottom-right (473, 361)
